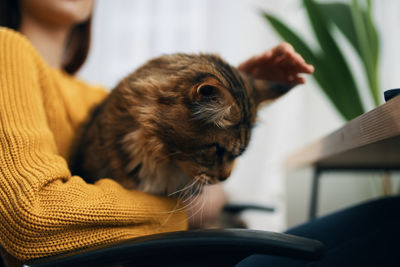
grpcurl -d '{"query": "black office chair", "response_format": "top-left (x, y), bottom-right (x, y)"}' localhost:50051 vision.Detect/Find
top-left (0, 203), bottom-right (322, 266)
top-left (22, 229), bottom-right (324, 267)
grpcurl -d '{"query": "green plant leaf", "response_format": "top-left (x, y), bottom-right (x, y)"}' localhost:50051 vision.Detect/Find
top-left (263, 12), bottom-right (362, 121)
top-left (365, 0), bottom-right (379, 69)
top-left (319, 0), bottom-right (380, 106)
top-left (303, 0), bottom-right (365, 119)
top-left (363, 0), bottom-right (380, 104)
top-left (351, 0), bottom-right (380, 105)
top-left (319, 3), bottom-right (361, 56)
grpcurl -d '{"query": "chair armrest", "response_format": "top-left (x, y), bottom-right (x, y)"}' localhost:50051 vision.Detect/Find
top-left (24, 229), bottom-right (324, 267)
top-left (223, 203), bottom-right (275, 213)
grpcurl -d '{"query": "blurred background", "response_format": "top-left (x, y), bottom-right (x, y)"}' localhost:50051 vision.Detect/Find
top-left (78, 0), bottom-right (400, 231)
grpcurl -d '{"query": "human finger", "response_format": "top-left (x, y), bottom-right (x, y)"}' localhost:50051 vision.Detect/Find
top-left (275, 52), bottom-right (314, 74)
top-left (291, 52), bottom-right (314, 73)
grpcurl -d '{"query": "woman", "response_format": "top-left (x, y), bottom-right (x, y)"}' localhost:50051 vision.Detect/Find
top-left (0, 0), bottom-right (314, 265)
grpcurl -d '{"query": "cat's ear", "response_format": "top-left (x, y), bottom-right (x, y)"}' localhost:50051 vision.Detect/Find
top-left (244, 75), bottom-right (296, 107)
top-left (190, 79), bottom-right (241, 128)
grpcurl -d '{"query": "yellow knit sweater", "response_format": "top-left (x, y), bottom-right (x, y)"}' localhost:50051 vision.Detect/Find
top-left (0, 28), bottom-right (187, 263)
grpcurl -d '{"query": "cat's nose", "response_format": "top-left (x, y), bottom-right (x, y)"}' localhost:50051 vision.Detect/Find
top-left (218, 170), bottom-right (231, 182)
top-left (218, 176), bottom-right (228, 182)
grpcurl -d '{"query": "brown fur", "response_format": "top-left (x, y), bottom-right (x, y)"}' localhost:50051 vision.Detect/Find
top-left (69, 54), bottom-right (294, 196)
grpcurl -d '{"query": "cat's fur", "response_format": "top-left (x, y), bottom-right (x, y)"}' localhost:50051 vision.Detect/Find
top-left (70, 54), bottom-right (294, 197)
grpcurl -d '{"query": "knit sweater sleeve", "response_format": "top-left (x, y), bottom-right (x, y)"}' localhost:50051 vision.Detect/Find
top-left (0, 29), bottom-right (187, 261)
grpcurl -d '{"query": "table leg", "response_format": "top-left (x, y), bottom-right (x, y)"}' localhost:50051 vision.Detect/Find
top-left (309, 168), bottom-right (321, 220)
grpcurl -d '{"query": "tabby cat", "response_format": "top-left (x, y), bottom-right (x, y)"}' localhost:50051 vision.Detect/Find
top-left (70, 53), bottom-right (294, 197)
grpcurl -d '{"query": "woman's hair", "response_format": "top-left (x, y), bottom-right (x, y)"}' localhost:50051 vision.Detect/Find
top-left (0, 0), bottom-right (91, 74)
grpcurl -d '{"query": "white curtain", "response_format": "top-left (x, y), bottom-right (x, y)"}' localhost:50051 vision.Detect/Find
top-left (79, 0), bottom-right (400, 231)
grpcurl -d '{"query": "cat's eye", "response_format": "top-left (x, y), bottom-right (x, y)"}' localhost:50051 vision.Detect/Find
top-left (215, 144), bottom-right (225, 158)
top-left (200, 143), bottom-right (223, 158)
top-left (199, 85), bottom-right (217, 97)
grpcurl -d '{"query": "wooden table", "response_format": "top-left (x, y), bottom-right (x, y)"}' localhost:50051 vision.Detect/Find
top-left (286, 94), bottom-right (400, 220)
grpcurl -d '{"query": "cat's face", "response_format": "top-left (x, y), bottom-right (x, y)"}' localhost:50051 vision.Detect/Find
top-left (120, 55), bottom-right (254, 191)
top-left (117, 54), bottom-right (290, 195)
top-left (172, 75), bottom-right (253, 185)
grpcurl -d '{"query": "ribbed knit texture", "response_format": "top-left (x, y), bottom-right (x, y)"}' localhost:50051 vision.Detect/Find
top-left (0, 27), bottom-right (187, 262)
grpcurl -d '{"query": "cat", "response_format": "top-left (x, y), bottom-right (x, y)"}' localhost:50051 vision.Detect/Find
top-left (69, 53), bottom-right (295, 198)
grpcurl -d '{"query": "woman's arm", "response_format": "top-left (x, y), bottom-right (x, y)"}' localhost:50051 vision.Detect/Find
top-left (0, 29), bottom-right (187, 262)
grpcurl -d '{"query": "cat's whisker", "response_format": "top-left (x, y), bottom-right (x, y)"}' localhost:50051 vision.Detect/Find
top-left (182, 180), bottom-right (203, 203)
top-left (198, 181), bottom-right (207, 228)
top-left (161, 198), bottom-right (200, 223)
top-left (180, 186), bottom-right (197, 202)
top-left (185, 179), bottom-right (205, 205)
top-left (168, 178), bottom-right (198, 197)
top-left (177, 186), bottom-right (205, 215)
top-left (185, 184), bottom-right (208, 227)
top-left (179, 176), bottom-right (205, 201)
top-left (160, 184), bottom-right (203, 215)
top-left (159, 184), bottom-right (204, 229)
top-left (160, 175), bottom-right (210, 229)
top-left (158, 195), bottom-right (184, 227)
top-left (181, 188), bottom-right (203, 209)
top-left (196, 174), bottom-right (212, 187)
top-left (175, 182), bottom-right (196, 203)
top-left (165, 195), bottom-right (197, 213)
top-left (160, 182), bottom-right (202, 217)
top-left (178, 187), bottom-right (197, 206)
top-left (201, 188), bottom-right (207, 227)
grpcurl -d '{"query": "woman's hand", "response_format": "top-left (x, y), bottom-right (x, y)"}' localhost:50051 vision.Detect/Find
top-left (186, 184), bottom-right (227, 229)
top-left (238, 42), bottom-right (314, 84)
